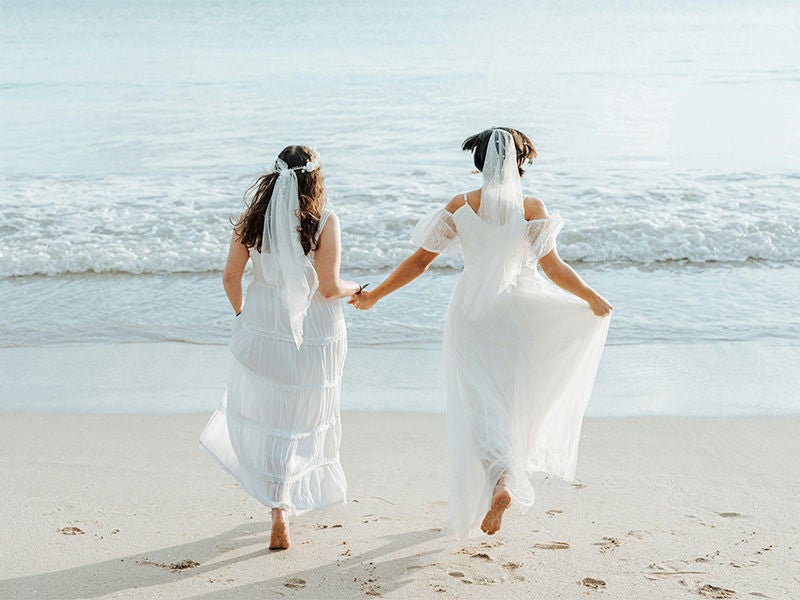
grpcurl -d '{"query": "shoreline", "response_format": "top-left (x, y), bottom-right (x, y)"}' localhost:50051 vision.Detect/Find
top-left (1, 340), bottom-right (799, 416)
top-left (0, 412), bottom-right (797, 598)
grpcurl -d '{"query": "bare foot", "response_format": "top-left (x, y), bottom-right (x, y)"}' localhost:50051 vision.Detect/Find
top-left (269, 509), bottom-right (290, 550)
top-left (481, 482), bottom-right (512, 535)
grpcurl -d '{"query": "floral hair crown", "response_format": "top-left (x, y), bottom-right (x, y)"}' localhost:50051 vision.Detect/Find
top-left (273, 156), bottom-right (319, 174)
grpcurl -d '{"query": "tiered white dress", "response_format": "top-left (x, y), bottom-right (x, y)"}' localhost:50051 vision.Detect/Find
top-left (200, 209), bottom-right (347, 515)
top-left (412, 196), bottom-right (610, 536)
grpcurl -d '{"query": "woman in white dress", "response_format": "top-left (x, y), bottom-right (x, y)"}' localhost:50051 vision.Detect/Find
top-left (201, 145), bottom-right (361, 550)
top-left (351, 128), bottom-right (612, 536)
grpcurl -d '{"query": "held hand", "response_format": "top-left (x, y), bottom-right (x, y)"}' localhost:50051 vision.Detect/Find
top-left (589, 294), bottom-right (613, 317)
top-left (348, 290), bottom-right (378, 311)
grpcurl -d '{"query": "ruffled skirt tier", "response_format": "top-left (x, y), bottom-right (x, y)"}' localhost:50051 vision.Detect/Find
top-left (200, 281), bottom-right (347, 515)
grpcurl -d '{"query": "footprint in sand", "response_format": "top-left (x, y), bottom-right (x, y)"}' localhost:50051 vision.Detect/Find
top-left (60, 526), bottom-right (84, 535)
top-left (717, 512), bottom-right (741, 518)
top-left (448, 571), bottom-right (465, 578)
top-left (471, 552), bottom-right (492, 561)
top-left (694, 550), bottom-right (719, 563)
top-left (502, 562), bottom-right (525, 582)
top-left (168, 560), bottom-right (200, 571)
top-left (138, 559), bottom-right (200, 571)
top-left (626, 530), bottom-right (646, 540)
top-left (534, 541), bottom-right (570, 550)
top-left (546, 509), bottom-right (563, 517)
top-left (284, 578), bottom-right (307, 590)
top-left (593, 536), bottom-right (621, 553)
top-left (363, 586), bottom-right (381, 597)
top-left (698, 584), bottom-right (736, 598)
top-left (581, 577), bottom-right (606, 590)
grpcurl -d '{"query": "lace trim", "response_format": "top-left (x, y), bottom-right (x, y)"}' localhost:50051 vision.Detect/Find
top-left (410, 208), bottom-right (460, 255)
top-left (526, 215), bottom-right (564, 261)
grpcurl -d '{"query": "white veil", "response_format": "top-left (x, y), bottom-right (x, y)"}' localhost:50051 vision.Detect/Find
top-left (261, 157), bottom-right (320, 349)
top-left (459, 128), bottom-right (528, 320)
top-left (478, 129), bottom-right (524, 225)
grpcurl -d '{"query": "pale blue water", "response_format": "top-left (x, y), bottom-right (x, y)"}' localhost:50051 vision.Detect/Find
top-left (1, 0), bottom-right (799, 355)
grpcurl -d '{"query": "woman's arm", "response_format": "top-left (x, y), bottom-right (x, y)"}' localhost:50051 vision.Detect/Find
top-left (349, 248), bottom-right (439, 310)
top-left (539, 250), bottom-right (612, 317)
top-left (315, 212), bottom-right (360, 299)
top-left (349, 195), bottom-right (463, 310)
top-left (525, 197), bottom-right (611, 317)
top-left (222, 228), bottom-right (250, 315)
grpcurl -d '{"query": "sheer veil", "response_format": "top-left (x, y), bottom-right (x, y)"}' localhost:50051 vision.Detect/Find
top-left (458, 128), bottom-right (528, 320)
top-left (261, 157), bottom-right (319, 349)
top-left (478, 128), bottom-right (525, 225)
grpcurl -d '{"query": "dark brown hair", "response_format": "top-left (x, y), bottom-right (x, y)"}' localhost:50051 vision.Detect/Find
top-left (236, 145), bottom-right (325, 255)
top-left (461, 127), bottom-right (537, 176)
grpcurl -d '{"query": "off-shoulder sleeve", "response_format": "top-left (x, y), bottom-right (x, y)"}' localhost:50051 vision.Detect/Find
top-left (410, 208), bottom-right (460, 256)
top-left (527, 215), bottom-right (564, 261)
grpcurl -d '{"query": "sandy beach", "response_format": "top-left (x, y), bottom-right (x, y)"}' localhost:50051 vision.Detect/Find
top-left (1, 411), bottom-right (797, 599)
top-left (3, 1), bottom-right (800, 598)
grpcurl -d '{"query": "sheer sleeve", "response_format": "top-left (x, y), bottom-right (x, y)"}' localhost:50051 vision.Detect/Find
top-left (527, 215), bottom-right (564, 261)
top-left (410, 208), bottom-right (460, 256)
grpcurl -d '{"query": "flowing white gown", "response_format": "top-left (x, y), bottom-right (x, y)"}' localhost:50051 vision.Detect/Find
top-left (412, 194), bottom-right (610, 536)
top-left (200, 208), bottom-right (347, 516)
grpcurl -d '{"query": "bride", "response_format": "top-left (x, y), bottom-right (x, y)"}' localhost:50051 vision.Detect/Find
top-left (351, 127), bottom-right (611, 536)
top-left (200, 145), bottom-right (361, 550)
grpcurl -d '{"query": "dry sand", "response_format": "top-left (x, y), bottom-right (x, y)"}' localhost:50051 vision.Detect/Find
top-left (0, 413), bottom-right (797, 599)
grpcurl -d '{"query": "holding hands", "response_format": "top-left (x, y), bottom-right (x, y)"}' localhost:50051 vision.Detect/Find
top-left (348, 286), bottom-right (377, 310)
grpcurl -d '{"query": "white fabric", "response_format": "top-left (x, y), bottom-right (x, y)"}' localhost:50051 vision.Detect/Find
top-left (410, 208), bottom-right (460, 256)
top-left (200, 208), bottom-right (347, 516)
top-left (413, 201), bottom-right (609, 537)
top-left (458, 130), bottom-right (528, 320)
top-left (263, 158), bottom-right (319, 349)
top-left (478, 129), bottom-right (524, 226)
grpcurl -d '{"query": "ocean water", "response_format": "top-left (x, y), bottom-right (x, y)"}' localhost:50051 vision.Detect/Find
top-left (1, 2), bottom-right (799, 357)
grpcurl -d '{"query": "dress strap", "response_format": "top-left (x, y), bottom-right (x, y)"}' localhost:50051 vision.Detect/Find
top-left (463, 193), bottom-right (469, 205)
top-left (315, 209), bottom-right (332, 244)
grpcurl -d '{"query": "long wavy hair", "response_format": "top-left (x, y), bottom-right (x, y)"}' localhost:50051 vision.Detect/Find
top-left (236, 145), bottom-right (325, 255)
top-left (461, 127), bottom-right (537, 176)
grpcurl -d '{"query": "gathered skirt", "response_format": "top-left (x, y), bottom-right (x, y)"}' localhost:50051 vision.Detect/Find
top-left (444, 266), bottom-right (610, 535)
top-left (200, 280), bottom-right (348, 515)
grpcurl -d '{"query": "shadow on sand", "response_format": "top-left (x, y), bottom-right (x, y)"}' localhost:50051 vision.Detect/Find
top-left (186, 527), bottom-right (443, 599)
top-left (0, 522), bottom-right (266, 599)
top-left (0, 522), bottom-right (441, 599)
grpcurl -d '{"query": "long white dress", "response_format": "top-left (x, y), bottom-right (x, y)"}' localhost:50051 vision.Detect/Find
top-left (412, 195), bottom-right (610, 536)
top-left (200, 209), bottom-right (347, 515)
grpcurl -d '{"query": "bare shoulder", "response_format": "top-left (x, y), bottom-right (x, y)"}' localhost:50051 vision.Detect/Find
top-left (524, 197), bottom-right (548, 221)
top-left (321, 210), bottom-right (339, 231)
top-left (444, 194), bottom-right (466, 215)
top-left (317, 211), bottom-right (339, 248)
top-left (232, 213), bottom-right (247, 243)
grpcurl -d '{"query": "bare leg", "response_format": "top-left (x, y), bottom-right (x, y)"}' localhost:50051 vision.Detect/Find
top-left (269, 507), bottom-right (290, 550)
top-left (480, 474), bottom-right (512, 535)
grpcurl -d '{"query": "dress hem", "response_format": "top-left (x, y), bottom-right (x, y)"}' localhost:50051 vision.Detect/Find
top-left (198, 441), bottom-right (347, 517)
